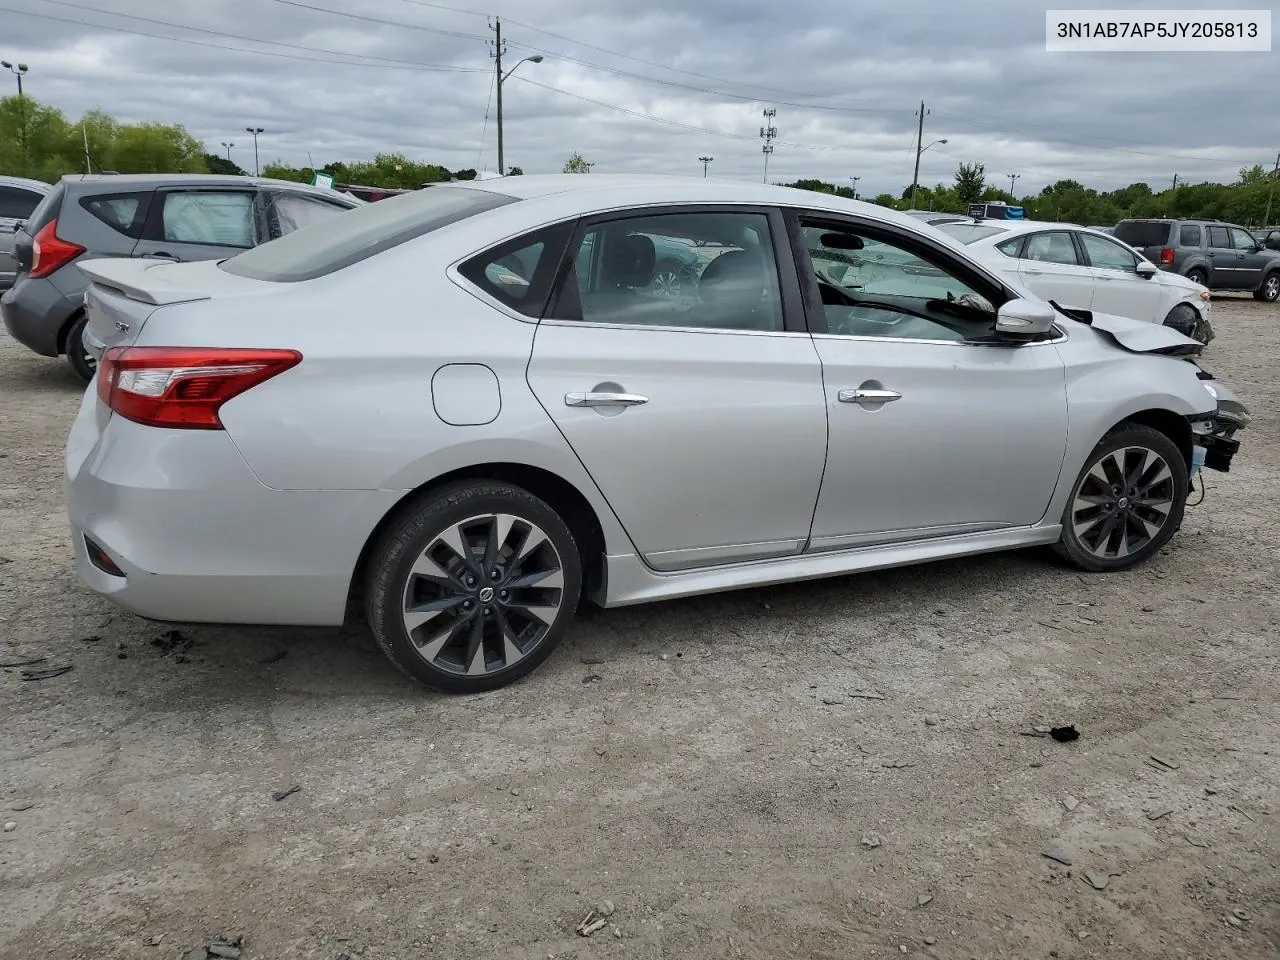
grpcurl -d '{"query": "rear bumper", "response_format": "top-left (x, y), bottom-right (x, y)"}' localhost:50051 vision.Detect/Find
top-left (1, 275), bottom-right (80, 357)
top-left (66, 391), bottom-right (401, 626)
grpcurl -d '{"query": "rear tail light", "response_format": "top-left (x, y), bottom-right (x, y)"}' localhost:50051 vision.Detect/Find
top-left (1158, 247), bottom-right (1175, 266)
top-left (97, 347), bottom-right (302, 429)
top-left (29, 219), bottom-right (85, 279)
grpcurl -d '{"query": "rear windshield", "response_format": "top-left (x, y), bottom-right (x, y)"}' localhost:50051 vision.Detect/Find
top-left (219, 185), bottom-right (517, 282)
top-left (1113, 221), bottom-right (1171, 247)
top-left (934, 222), bottom-right (1009, 244)
top-left (24, 183), bottom-right (64, 235)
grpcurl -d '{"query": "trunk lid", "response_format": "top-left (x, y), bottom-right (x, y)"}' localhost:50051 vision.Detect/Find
top-left (79, 257), bottom-right (268, 358)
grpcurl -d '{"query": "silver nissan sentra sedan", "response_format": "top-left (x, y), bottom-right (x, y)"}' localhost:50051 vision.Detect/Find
top-left (66, 175), bottom-right (1249, 693)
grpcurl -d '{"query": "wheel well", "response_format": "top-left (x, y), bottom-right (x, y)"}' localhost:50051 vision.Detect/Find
top-left (344, 463), bottom-right (608, 624)
top-left (55, 308), bottom-right (85, 357)
top-left (1118, 409), bottom-right (1193, 470)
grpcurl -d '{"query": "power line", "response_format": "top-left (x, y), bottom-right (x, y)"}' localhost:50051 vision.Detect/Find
top-left (34, 0), bottom-right (484, 71)
top-left (9, 5), bottom-right (486, 72)
top-left (264, 0), bottom-right (488, 42)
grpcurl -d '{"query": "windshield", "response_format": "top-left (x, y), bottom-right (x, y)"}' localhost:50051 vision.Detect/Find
top-left (1113, 221), bottom-right (1172, 247)
top-left (219, 185), bottom-right (516, 282)
top-left (934, 223), bottom-right (1010, 244)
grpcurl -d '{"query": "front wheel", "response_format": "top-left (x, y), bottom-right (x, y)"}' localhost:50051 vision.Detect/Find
top-left (1255, 272), bottom-right (1280, 303)
top-left (1054, 424), bottom-right (1188, 572)
top-left (365, 481), bottom-right (581, 693)
top-left (64, 314), bottom-right (96, 383)
top-left (1185, 268), bottom-right (1208, 287)
top-left (1163, 304), bottom-right (1213, 345)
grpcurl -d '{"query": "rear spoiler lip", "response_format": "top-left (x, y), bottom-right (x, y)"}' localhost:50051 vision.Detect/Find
top-left (77, 258), bottom-right (213, 307)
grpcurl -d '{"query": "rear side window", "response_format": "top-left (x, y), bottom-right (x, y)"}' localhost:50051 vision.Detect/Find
top-left (1179, 224), bottom-right (1201, 246)
top-left (933, 223), bottom-right (1008, 244)
top-left (80, 192), bottom-right (152, 238)
top-left (458, 222), bottom-right (574, 318)
top-left (1113, 221), bottom-right (1171, 247)
top-left (1206, 226), bottom-right (1230, 247)
top-left (24, 182), bottom-right (64, 235)
top-left (271, 192), bottom-right (356, 237)
top-left (162, 191), bottom-right (255, 248)
top-left (995, 237), bottom-right (1022, 256)
top-left (220, 185), bottom-right (517, 282)
top-left (0, 185), bottom-right (44, 220)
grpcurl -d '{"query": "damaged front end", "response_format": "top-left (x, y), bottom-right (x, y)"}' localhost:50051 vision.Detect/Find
top-left (1187, 373), bottom-right (1249, 476)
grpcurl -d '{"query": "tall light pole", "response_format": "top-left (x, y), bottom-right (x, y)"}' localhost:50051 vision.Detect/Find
top-left (222, 142), bottom-right (235, 163)
top-left (699, 155), bottom-right (714, 178)
top-left (849, 175), bottom-right (861, 199)
top-left (491, 18), bottom-right (542, 178)
top-left (1007, 172), bottom-right (1021, 197)
top-left (760, 108), bottom-right (777, 184)
top-left (245, 127), bottom-right (264, 176)
top-left (1, 60), bottom-right (27, 97)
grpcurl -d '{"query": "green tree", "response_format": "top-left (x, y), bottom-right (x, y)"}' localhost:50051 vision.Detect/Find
top-left (953, 162), bottom-right (986, 206)
top-left (871, 193), bottom-right (898, 208)
top-left (452, 168), bottom-right (477, 181)
top-left (261, 163), bottom-right (311, 183)
top-left (563, 152), bottom-right (590, 174)
top-left (506, 166), bottom-right (523, 176)
top-left (105, 123), bottom-right (206, 174)
top-left (204, 153), bottom-right (244, 176)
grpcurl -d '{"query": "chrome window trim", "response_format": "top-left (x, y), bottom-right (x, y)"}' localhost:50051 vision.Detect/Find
top-left (537, 317), bottom-right (809, 338)
top-left (811, 325), bottom-right (1068, 347)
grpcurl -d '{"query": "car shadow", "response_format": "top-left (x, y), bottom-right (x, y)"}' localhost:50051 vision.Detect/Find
top-left (0, 348), bottom-right (88, 394)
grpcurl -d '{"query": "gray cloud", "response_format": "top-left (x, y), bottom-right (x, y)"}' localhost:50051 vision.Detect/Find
top-left (2, 0), bottom-right (1273, 195)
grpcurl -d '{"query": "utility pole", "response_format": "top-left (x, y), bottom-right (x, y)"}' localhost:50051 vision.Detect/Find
top-left (910, 101), bottom-right (927, 210)
top-left (699, 155), bottom-right (714, 178)
top-left (492, 17), bottom-right (505, 178)
top-left (82, 123), bottom-right (91, 174)
top-left (1007, 172), bottom-right (1021, 196)
top-left (760, 108), bottom-right (777, 184)
top-left (1171, 172), bottom-right (1179, 191)
top-left (1263, 151), bottom-right (1279, 226)
top-left (245, 127), bottom-right (264, 176)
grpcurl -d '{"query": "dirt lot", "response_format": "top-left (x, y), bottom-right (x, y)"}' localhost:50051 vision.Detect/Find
top-left (1, 298), bottom-right (1277, 960)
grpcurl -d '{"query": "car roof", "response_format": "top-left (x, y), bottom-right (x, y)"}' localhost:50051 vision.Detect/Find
top-left (58, 172), bottom-right (359, 203)
top-left (0, 174), bottom-right (51, 193)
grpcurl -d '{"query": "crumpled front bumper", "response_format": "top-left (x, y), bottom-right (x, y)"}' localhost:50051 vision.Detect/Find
top-left (1188, 376), bottom-right (1249, 474)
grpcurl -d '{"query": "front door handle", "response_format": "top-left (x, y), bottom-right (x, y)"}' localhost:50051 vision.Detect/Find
top-left (565, 391), bottom-right (648, 407)
top-left (838, 388), bottom-right (902, 406)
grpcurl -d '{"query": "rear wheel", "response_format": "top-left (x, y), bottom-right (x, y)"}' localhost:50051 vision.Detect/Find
top-left (1255, 272), bottom-right (1280, 303)
top-left (1054, 424), bottom-right (1188, 572)
top-left (365, 481), bottom-right (581, 693)
top-left (64, 314), bottom-right (96, 382)
top-left (1185, 268), bottom-right (1208, 287)
top-left (651, 258), bottom-right (694, 299)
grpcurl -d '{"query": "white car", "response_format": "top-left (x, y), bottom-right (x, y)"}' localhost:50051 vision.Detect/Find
top-left (933, 220), bottom-right (1213, 344)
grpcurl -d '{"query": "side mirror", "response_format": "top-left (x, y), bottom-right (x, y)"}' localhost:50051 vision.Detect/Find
top-left (1135, 262), bottom-right (1157, 278)
top-left (995, 297), bottom-right (1056, 338)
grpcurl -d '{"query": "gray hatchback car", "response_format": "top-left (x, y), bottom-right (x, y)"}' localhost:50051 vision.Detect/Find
top-left (1, 174), bottom-right (362, 380)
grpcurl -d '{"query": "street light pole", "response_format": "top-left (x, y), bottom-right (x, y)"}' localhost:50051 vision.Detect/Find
top-left (849, 175), bottom-right (861, 199)
top-left (699, 156), bottom-right (713, 178)
top-left (1007, 172), bottom-right (1021, 197)
top-left (3, 61), bottom-right (29, 166)
top-left (910, 132), bottom-right (948, 209)
top-left (222, 142), bottom-right (235, 163)
top-left (245, 127), bottom-right (264, 176)
top-left (1, 60), bottom-right (27, 97)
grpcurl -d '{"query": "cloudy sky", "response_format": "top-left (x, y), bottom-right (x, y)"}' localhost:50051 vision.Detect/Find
top-left (2, 0), bottom-right (1275, 196)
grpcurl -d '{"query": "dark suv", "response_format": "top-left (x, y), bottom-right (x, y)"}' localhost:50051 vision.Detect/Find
top-left (1, 174), bottom-right (362, 380)
top-left (1113, 218), bottom-right (1280, 302)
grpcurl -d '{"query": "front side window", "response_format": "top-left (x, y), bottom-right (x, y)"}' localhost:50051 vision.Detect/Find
top-left (1023, 231), bottom-right (1080, 265)
top-left (1080, 233), bottom-right (1137, 272)
top-left (801, 222), bottom-right (998, 342)
top-left (272, 193), bottom-right (354, 237)
top-left (554, 211), bottom-right (784, 332)
top-left (1230, 227), bottom-right (1258, 250)
top-left (162, 191), bottom-right (255, 248)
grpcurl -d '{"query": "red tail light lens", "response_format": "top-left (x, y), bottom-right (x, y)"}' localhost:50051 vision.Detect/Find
top-left (97, 347), bottom-right (302, 429)
top-left (29, 219), bottom-right (86, 279)
top-left (1159, 247), bottom-right (1175, 266)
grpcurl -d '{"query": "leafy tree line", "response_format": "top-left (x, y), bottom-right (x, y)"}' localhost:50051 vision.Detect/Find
top-left (783, 160), bottom-right (1280, 227)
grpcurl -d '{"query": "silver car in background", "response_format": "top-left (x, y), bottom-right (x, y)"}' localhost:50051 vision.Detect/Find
top-left (0, 175), bottom-right (49, 288)
top-left (67, 176), bottom-right (1248, 693)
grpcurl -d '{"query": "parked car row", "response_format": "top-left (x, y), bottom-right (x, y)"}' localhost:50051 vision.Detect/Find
top-left (1112, 218), bottom-right (1280, 302)
top-left (0, 175), bottom-right (50, 288)
top-left (1, 174), bottom-right (363, 380)
top-left (934, 219), bottom-right (1216, 343)
top-left (64, 176), bottom-right (1247, 692)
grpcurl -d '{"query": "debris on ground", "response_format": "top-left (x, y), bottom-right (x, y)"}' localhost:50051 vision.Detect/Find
top-left (1232, 909), bottom-right (1251, 922)
top-left (179, 933), bottom-right (243, 960)
top-left (597, 899), bottom-right (616, 917)
top-left (849, 690), bottom-right (887, 700)
top-left (79, 635), bottom-right (100, 644)
top-left (1020, 726), bottom-right (1053, 737)
top-left (1, 657), bottom-right (47, 669)
top-left (1084, 871), bottom-right (1111, 890)
top-left (10, 801), bottom-right (34, 812)
top-left (152, 629), bottom-right (195, 656)
top-left (116, 642), bottom-right (128, 660)
top-left (20, 664), bottom-right (73, 681)
top-left (271, 784), bottom-right (302, 802)
top-left (142, 933), bottom-right (165, 946)
top-left (917, 893), bottom-right (934, 907)
top-left (1042, 844), bottom-right (1072, 866)
top-left (3, 821), bottom-right (16, 832)
top-left (582, 674), bottom-right (602, 684)
top-left (924, 715), bottom-right (939, 726)
top-left (821, 697), bottom-right (846, 705)
top-left (861, 833), bottom-right (883, 849)
top-left (576, 909), bottom-right (608, 936)
top-left (924, 936), bottom-right (936, 945)
top-left (1062, 796), bottom-right (1080, 812)
top-left (580, 656), bottom-right (605, 665)
top-left (883, 760), bottom-right (916, 769)
top-left (1049, 726), bottom-right (1080, 743)
top-left (1147, 807), bottom-right (1174, 821)
top-left (1150, 754), bottom-right (1180, 770)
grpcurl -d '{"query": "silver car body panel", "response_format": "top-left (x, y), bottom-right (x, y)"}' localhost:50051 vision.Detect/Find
top-left (67, 176), bottom-right (1235, 627)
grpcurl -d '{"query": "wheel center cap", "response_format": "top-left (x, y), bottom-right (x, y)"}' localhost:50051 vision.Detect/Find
top-left (1118, 497), bottom-right (1130, 509)
top-left (477, 586), bottom-right (495, 603)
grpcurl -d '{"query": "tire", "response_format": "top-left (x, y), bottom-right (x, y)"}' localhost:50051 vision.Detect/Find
top-left (365, 481), bottom-right (582, 693)
top-left (1163, 303), bottom-right (1212, 345)
top-left (1053, 424), bottom-right (1188, 573)
top-left (64, 314), bottom-right (96, 383)
top-left (651, 258), bottom-right (693, 299)
top-left (1255, 272), bottom-right (1280, 303)
top-left (1185, 268), bottom-right (1208, 288)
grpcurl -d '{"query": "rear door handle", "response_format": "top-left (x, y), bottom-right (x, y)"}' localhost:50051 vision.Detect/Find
top-left (838, 388), bottom-right (902, 406)
top-left (565, 391), bottom-right (648, 407)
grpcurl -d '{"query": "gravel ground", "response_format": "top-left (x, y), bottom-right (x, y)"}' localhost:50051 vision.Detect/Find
top-left (1, 297), bottom-right (1277, 960)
